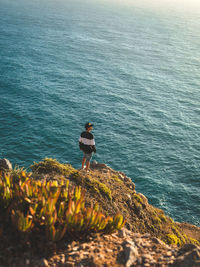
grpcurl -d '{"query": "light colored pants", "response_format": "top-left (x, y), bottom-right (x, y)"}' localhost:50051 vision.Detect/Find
top-left (83, 152), bottom-right (93, 162)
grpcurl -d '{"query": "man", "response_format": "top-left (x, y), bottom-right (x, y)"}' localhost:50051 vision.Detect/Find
top-left (79, 122), bottom-right (96, 172)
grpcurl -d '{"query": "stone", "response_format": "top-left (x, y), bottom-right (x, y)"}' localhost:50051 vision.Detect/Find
top-left (165, 251), bottom-right (172, 257)
top-left (83, 252), bottom-right (90, 256)
top-left (178, 244), bottom-right (198, 255)
top-left (94, 248), bottom-right (100, 253)
top-left (142, 233), bottom-right (151, 238)
top-left (71, 241), bottom-right (77, 248)
top-left (143, 254), bottom-right (153, 261)
top-left (124, 243), bottom-right (139, 267)
top-left (72, 246), bottom-right (79, 251)
top-left (124, 177), bottom-right (132, 182)
top-left (64, 262), bottom-right (73, 267)
top-left (0, 158), bottom-right (12, 171)
top-left (118, 173), bottom-right (124, 180)
top-left (118, 229), bottom-right (127, 238)
top-left (126, 223), bottom-right (131, 230)
top-left (117, 245), bottom-right (122, 251)
top-left (60, 254), bottom-right (65, 263)
top-left (26, 259), bottom-right (30, 265)
top-left (175, 249), bottom-right (200, 267)
top-left (126, 194), bottom-right (132, 201)
top-left (128, 184), bottom-right (135, 190)
top-left (122, 240), bottom-right (137, 247)
top-left (111, 233), bottom-right (118, 239)
top-left (38, 258), bottom-right (49, 267)
top-left (137, 193), bottom-right (148, 205)
top-left (70, 252), bottom-right (79, 259)
top-left (151, 237), bottom-right (164, 245)
top-left (79, 243), bottom-right (90, 250)
top-left (96, 163), bottom-right (108, 169)
top-left (98, 254), bottom-right (105, 259)
top-left (174, 244), bottom-right (200, 267)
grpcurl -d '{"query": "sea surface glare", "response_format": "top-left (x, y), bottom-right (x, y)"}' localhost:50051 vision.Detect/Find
top-left (0, 0), bottom-right (200, 226)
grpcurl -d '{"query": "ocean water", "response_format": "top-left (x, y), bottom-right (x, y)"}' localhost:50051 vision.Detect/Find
top-left (0, 0), bottom-right (200, 226)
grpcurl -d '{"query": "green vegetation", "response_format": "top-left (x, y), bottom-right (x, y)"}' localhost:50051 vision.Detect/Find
top-left (171, 225), bottom-right (186, 244)
top-left (30, 158), bottom-right (112, 200)
top-left (159, 214), bottom-right (167, 222)
top-left (190, 238), bottom-right (200, 246)
top-left (30, 158), bottom-right (75, 176)
top-left (111, 175), bottom-right (123, 184)
top-left (153, 216), bottom-right (162, 224)
top-left (132, 193), bottom-right (143, 204)
top-left (0, 169), bottom-right (125, 243)
top-left (72, 172), bottom-right (112, 200)
top-left (166, 234), bottom-right (182, 246)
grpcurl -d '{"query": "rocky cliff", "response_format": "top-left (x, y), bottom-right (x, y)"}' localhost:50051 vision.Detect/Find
top-left (0, 158), bottom-right (200, 267)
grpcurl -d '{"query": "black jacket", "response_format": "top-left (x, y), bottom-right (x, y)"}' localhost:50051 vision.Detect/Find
top-left (79, 131), bottom-right (96, 154)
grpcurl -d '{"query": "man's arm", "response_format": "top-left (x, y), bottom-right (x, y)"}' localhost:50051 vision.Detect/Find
top-left (79, 141), bottom-right (83, 150)
top-left (92, 145), bottom-right (96, 153)
top-left (79, 136), bottom-right (84, 150)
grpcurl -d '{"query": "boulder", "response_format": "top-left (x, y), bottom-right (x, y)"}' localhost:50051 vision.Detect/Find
top-left (174, 244), bottom-right (200, 267)
top-left (91, 160), bottom-right (98, 166)
top-left (137, 193), bottom-right (148, 206)
top-left (122, 240), bottom-right (139, 267)
top-left (0, 158), bottom-right (12, 171)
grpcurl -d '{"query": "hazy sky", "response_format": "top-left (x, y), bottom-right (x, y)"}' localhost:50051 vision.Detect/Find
top-left (109, 0), bottom-right (200, 12)
top-left (117, 0), bottom-right (200, 7)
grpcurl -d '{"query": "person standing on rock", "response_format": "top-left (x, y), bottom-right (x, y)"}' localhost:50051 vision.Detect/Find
top-left (79, 122), bottom-right (96, 172)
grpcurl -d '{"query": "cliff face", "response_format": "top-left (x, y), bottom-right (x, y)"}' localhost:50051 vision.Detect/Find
top-left (30, 158), bottom-right (200, 247)
top-left (1, 158), bottom-right (200, 267)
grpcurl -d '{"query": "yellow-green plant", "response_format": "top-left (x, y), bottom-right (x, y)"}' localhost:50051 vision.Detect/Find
top-left (166, 234), bottom-right (182, 246)
top-left (0, 169), bottom-right (126, 243)
top-left (11, 210), bottom-right (33, 232)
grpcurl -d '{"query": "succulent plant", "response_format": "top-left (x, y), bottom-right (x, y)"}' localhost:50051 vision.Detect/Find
top-left (0, 169), bottom-right (126, 242)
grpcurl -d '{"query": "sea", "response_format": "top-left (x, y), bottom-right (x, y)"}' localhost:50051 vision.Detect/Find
top-left (0, 0), bottom-right (200, 226)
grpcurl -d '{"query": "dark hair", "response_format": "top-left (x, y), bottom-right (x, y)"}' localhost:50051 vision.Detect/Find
top-left (85, 122), bottom-right (93, 129)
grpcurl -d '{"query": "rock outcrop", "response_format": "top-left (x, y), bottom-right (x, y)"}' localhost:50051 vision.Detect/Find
top-left (0, 158), bottom-right (12, 171)
top-left (1, 158), bottom-right (200, 267)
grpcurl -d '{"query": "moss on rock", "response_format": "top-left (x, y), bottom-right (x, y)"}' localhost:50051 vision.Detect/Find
top-left (30, 158), bottom-right (75, 176)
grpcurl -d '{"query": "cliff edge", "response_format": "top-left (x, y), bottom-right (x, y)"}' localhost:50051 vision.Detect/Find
top-left (0, 158), bottom-right (200, 266)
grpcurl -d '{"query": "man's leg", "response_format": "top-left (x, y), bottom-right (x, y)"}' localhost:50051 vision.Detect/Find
top-left (85, 160), bottom-right (90, 172)
top-left (82, 157), bottom-right (86, 169)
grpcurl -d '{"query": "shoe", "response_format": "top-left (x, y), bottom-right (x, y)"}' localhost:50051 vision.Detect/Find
top-left (78, 166), bottom-right (85, 171)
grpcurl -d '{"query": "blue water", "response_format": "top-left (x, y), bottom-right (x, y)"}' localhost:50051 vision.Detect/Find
top-left (0, 0), bottom-right (200, 226)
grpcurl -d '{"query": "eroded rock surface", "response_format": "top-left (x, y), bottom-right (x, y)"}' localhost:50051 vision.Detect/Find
top-left (3, 229), bottom-right (200, 267)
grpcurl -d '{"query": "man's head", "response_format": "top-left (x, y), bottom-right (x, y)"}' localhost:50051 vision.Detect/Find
top-left (85, 122), bottom-right (93, 131)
